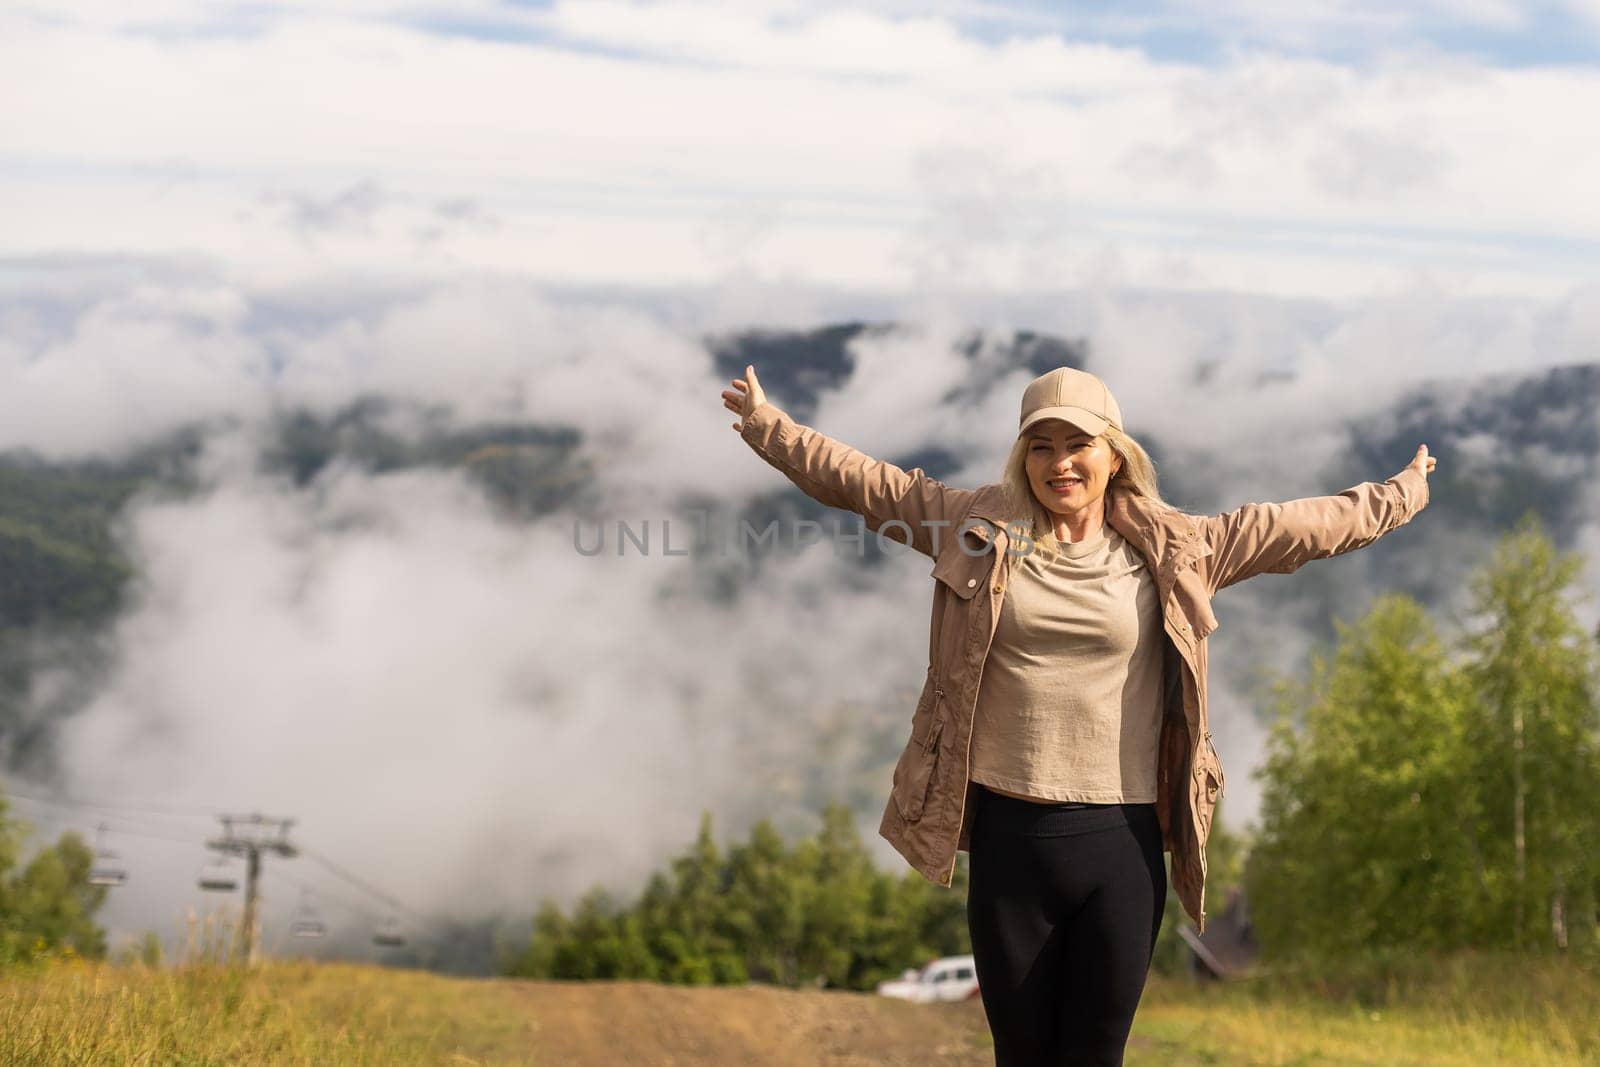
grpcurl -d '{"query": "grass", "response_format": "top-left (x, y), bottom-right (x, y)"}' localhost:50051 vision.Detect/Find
top-left (0, 959), bottom-right (537, 1066)
top-left (0, 948), bottom-right (1593, 1065)
top-left (1129, 949), bottom-right (1600, 1066)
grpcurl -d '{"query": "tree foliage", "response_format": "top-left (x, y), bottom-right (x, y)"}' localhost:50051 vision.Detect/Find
top-left (503, 803), bottom-right (972, 991)
top-left (0, 789), bottom-right (111, 963)
top-left (507, 797), bottom-right (1243, 988)
top-left (1247, 515), bottom-right (1600, 959)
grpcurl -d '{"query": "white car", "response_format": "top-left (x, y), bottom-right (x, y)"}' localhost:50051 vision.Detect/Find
top-left (875, 954), bottom-right (981, 1002)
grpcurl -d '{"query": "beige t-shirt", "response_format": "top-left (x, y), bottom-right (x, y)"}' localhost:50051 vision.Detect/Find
top-left (968, 524), bottom-right (1165, 804)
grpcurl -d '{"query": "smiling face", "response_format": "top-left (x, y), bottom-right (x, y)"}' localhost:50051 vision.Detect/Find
top-left (1023, 419), bottom-right (1125, 526)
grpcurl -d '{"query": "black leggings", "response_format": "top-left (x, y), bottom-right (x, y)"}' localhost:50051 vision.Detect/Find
top-left (965, 784), bottom-right (1167, 1066)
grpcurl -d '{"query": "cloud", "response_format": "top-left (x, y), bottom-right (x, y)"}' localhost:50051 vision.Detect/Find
top-left (0, 281), bottom-right (272, 457)
top-left (541, 1), bottom-right (1171, 95)
top-left (4, 6), bottom-right (1600, 298)
top-left (264, 179), bottom-right (387, 237)
top-left (23, 280), bottom-right (981, 947)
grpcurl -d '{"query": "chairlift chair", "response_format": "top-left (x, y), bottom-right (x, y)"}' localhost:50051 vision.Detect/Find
top-left (197, 855), bottom-right (239, 892)
top-left (87, 866), bottom-right (127, 887)
top-left (87, 823), bottom-right (128, 887)
top-left (372, 915), bottom-right (407, 948)
top-left (291, 889), bottom-right (327, 938)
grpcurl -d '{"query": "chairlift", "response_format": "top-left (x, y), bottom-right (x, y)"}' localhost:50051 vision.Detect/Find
top-left (197, 855), bottom-right (239, 892)
top-left (372, 915), bottom-right (407, 948)
top-left (290, 889), bottom-right (327, 939)
top-left (87, 822), bottom-right (128, 887)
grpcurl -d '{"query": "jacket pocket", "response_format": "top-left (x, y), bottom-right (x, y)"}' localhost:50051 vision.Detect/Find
top-left (930, 540), bottom-right (994, 601)
top-left (1199, 733), bottom-right (1224, 809)
top-left (1171, 568), bottom-right (1220, 640)
top-left (892, 686), bottom-right (947, 822)
top-left (1206, 734), bottom-right (1225, 798)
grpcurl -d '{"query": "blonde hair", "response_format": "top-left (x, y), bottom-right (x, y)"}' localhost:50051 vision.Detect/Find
top-left (998, 423), bottom-right (1174, 561)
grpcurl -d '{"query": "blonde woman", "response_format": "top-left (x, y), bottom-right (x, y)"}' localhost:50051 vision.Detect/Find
top-left (722, 361), bottom-right (1435, 1065)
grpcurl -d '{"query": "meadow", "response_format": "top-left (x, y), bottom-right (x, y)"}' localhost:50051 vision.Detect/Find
top-left (0, 950), bottom-right (1593, 1065)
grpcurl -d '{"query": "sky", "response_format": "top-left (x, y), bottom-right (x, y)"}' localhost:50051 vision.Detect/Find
top-left (5, 0), bottom-right (1600, 299)
top-left (2, 1), bottom-right (1599, 961)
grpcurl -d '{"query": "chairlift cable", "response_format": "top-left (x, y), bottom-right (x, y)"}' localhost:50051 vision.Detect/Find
top-left (0, 777), bottom-right (217, 820)
top-left (263, 867), bottom-right (393, 929)
top-left (299, 846), bottom-right (473, 946)
top-left (9, 791), bottom-right (476, 948)
top-left (2, 804), bottom-right (207, 847)
top-left (262, 867), bottom-right (450, 949)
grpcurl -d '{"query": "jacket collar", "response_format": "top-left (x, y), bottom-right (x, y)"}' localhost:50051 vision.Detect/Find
top-left (965, 482), bottom-right (1197, 563)
top-left (1106, 483), bottom-right (1168, 550)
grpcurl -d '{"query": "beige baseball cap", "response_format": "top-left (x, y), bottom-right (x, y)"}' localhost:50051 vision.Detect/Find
top-left (1018, 367), bottom-right (1123, 438)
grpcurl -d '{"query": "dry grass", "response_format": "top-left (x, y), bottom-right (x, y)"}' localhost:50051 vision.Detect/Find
top-left (0, 949), bottom-right (1594, 1065)
top-left (0, 959), bottom-right (536, 1066)
top-left (1130, 950), bottom-right (1600, 1066)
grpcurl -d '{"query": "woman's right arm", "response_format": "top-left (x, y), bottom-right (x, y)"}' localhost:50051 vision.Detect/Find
top-left (725, 366), bottom-right (977, 560)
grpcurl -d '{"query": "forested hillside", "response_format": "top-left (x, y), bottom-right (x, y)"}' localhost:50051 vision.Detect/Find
top-left (2, 325), bottom-right (1596, 776)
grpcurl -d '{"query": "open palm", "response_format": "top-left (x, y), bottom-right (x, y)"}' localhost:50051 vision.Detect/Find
top-left (720, 364), bottom-right (768, 431)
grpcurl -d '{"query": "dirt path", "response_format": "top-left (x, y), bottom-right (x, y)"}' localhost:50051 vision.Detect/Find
top-left (502, 980), bottom-right (995, 1066)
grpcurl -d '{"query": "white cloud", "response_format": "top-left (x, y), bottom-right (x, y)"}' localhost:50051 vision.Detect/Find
top-left (542, 1), bottom-right (1171, 95)
top-left (0, 282), bottom-right (272, 456)
top-left (3, 5), bottom-right (1600, 298)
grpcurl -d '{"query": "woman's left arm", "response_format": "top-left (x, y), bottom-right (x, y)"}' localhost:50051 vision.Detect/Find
top-left (1201, 445), bottom-right (1435, 594)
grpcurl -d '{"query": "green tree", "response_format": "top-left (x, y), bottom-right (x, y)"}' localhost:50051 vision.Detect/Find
top-left (1455, 514), bottom-right (1600, 951)
top-left (911, 851), bottom-right (972, 965)
top-left (1245, 518), bottom-right (1600, 960)
top-left (722, 818), bottom-right (806, 984)
top-left (652, 812), bottom-right (744, 984)
top-left (0, 791), bottom-right (111, 963)
top-left (1247, 594), bottom-right (1475, 956)
top-left (509, 800), bottom-right (973, 991)
top-left (504, 898), bottom-right (571, 978)
top-left (796, 802), bottom-right (876, 987)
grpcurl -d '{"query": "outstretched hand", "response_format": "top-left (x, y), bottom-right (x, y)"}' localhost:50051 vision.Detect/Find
top-left (1409, 444), bottom-right (1437, 480)
top-left (721, 364), bottom-right (768, 432)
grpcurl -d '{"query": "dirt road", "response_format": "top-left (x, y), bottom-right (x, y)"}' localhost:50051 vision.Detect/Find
top-left (503, 980), bottom-right (995, 1066)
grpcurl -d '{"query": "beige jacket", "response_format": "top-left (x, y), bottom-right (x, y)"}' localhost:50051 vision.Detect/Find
top-left (738, 400), bottom-right (1430, 932)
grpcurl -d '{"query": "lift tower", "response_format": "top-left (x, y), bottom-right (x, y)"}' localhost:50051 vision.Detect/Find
top-left (206, 814), bottom-right (297, 965)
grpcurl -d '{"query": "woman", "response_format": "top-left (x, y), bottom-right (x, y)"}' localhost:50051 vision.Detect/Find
top-left (721, 362), bottom-right (1435, 1065)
